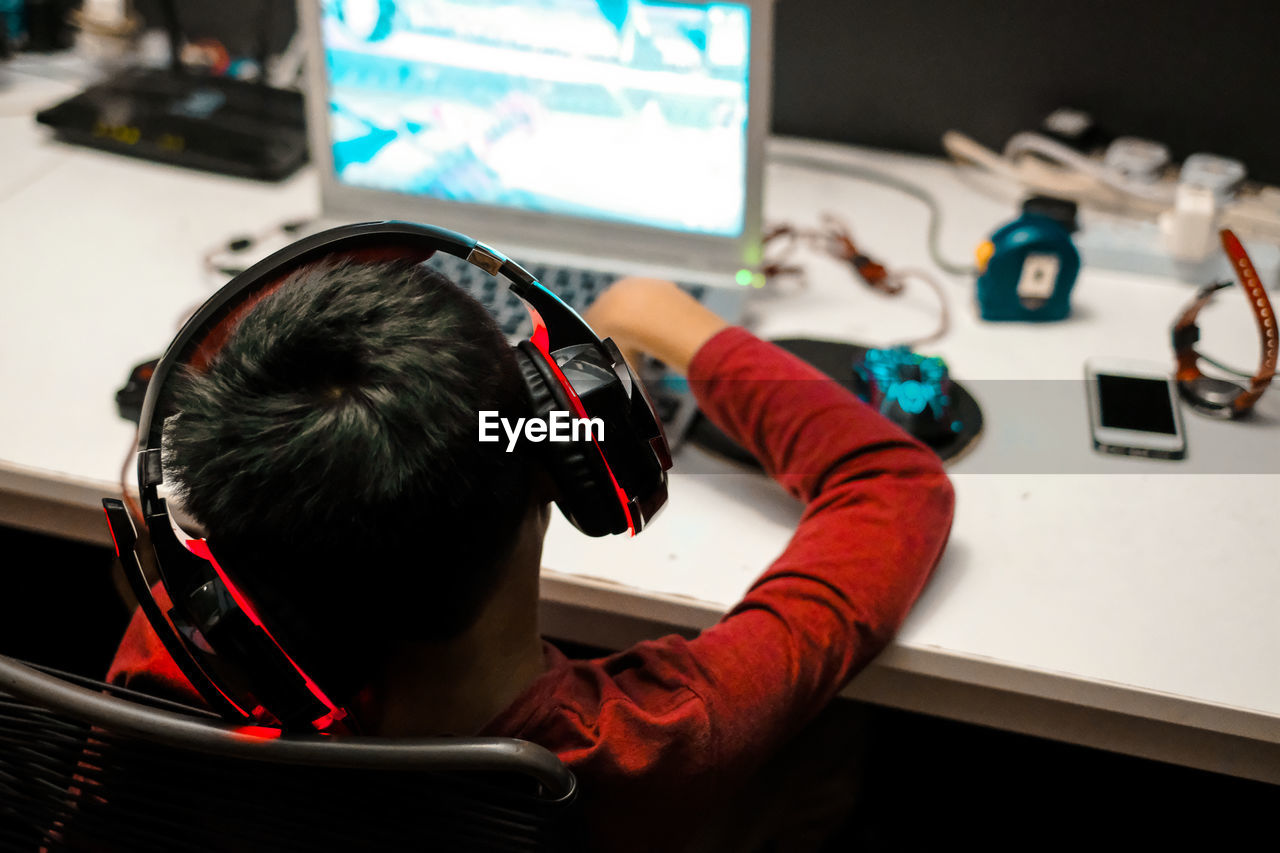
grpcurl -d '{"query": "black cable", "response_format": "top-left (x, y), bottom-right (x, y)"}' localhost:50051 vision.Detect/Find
top-left (157, 0), bottom-right (185, 75)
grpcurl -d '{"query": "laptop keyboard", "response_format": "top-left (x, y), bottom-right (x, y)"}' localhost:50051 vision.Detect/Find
top-left (425, 253), bottom-right (710, 429)
top-left (425, 252), bottom-right (708, 340)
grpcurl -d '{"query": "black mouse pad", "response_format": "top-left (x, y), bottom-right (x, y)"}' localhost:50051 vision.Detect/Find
top-left (687, 338), bottom-right (983, 466)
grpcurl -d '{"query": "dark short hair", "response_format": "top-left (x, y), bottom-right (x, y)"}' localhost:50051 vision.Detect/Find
top-left (162, 258), bottom-right (533, 672)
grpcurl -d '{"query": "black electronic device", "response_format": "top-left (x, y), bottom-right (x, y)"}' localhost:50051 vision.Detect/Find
top-left (22, 0), bottom-right (76, 52)
top-left (35, 67), bottom-right (306, 180)
top-left (115, 357), bottom-right (159, 423)
top-left (1085, 358), bottom-right (1187, 460)
top-left (1020, 194), bottom-right (1080, 233)
top-left (688, 339), bottom-right (983, 466)
top-left (102, 221), bottom-right (672, 734)
top-left (1038, 107), bottom-right (1110, 154)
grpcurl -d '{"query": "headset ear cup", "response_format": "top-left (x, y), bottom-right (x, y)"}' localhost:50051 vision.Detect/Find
top-left (514, 342), bottom-right (626, 536)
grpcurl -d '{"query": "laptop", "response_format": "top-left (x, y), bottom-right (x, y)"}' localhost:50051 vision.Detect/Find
top-left (290, 0), bottom-right (772, 436)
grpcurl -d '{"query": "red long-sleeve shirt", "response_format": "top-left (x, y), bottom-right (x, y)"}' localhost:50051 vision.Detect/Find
top-left (108, 327), bottom-right (954, 849)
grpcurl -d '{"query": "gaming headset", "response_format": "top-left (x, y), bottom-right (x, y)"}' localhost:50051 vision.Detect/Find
top-left (103, 221), bottom-right (672, 733)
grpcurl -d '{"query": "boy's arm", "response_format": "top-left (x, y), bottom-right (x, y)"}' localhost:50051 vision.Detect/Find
top-left (585, 278), bottom-right (955, 766)
top-left (582, 277), bottom-right (728, 374)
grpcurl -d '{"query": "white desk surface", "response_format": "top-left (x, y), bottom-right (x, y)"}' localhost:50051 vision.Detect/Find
top-left (3, 56), bottom-right (1278, 783)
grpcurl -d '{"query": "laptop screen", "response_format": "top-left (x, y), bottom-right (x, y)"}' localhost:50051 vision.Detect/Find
top-left (319, 0), bottom-right (751, 239)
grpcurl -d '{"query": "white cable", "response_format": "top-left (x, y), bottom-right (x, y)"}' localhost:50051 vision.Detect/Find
top-left (1004, 132), bottom-right (1176, 205)
top-left (887, 267), bottom-right (951, 347)
top-left (942, 131), bottom-right (1168, 217)
top-left (943, 130), bottom-right (1101, 198)
top-left (268, 31), bottom-right (307, 89)
top-left (948, 131), bottom-right (1280, 244)
top-left (767, 149), bottom-right (977, 276)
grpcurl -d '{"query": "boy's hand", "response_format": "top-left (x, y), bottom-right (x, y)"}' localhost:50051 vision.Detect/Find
top-left (584, 277), bottom-right (729, 375)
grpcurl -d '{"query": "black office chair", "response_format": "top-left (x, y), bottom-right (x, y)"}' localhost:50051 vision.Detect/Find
top-left (0, 653), bottom-right (577, 852)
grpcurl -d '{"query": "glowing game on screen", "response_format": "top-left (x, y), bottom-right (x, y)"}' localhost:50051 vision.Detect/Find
top-left (321, 0), bottom-right (751, 237)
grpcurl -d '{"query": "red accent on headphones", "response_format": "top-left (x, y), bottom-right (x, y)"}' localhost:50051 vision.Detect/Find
top-left (528, 306), bottom-right (637, 535)
top-left (185, 538), bottom-right (351, 733)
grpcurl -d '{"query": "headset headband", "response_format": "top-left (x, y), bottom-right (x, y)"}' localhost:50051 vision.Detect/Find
top-left (139, 221), bottom-right (599, 453)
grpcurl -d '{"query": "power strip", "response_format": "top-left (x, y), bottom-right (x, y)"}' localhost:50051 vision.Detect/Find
top-left (942, 131), bottom-right (1280, 286)
top-left (1076, 214), bottom-right (1280, 287)
top-left (944, 131), bottom-right (1280, 237)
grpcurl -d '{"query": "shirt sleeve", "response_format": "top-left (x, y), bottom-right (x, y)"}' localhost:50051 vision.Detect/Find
top-left (662, 326), bottom-right (955, 771)
top-left (106, 587), bottom-right (203, 705)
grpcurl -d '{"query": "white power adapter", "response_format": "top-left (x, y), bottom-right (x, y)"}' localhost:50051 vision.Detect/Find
top-left (1159, 184), bottom-right (1217, 262)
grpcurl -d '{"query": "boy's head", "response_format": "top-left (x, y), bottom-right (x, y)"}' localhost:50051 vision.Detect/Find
top-left (162, 257), bottom-right (538, 670)
top-left (129, 225), bottom-right (671, 728)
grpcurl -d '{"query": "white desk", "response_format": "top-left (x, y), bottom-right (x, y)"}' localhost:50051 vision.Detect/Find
top-left (3, 56), bottom-right (1278, 784)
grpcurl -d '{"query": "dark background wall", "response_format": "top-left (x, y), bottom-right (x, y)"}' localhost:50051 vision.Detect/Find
top-left (138, 1), bottom-right (1280, 181)
top-left (134, 0), bottom-right (297, 62)
top-left (771, 0), bottom-right (1280, 183)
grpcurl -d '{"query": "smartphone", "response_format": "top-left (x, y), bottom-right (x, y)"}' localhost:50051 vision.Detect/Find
top-left (1085, 358), bottom-right (1186, 460)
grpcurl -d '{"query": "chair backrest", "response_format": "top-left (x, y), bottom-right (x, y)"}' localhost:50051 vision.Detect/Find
top-left (0, 654), bottom-right (576, 852)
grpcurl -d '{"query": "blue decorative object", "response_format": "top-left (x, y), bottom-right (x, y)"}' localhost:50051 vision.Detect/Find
top-left (853, 346), bottom-right (959, 443)
top-left (975, 211), bottom-right (1079, 322)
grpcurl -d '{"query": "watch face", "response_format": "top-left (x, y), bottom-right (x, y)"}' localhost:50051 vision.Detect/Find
top-left (1181, 375), bottom-right (1244, 416)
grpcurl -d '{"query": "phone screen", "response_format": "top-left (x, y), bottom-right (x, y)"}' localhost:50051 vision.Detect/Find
top-left (1096, 374), bottom-right (1177, 434)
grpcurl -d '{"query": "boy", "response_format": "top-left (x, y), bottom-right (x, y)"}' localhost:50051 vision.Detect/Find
top-left (111, 260), bottom-right (954, 850)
